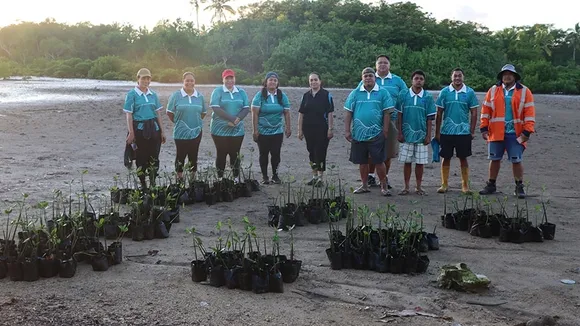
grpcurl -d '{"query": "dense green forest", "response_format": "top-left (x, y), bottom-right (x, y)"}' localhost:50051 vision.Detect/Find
top-left (1, 0), bottom-right (580, 93)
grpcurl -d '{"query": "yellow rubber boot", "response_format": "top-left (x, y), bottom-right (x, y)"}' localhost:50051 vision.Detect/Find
top-left (461, 167), bottom-right (470, 194)
top-left (437, 165), bottom-right (450, 193)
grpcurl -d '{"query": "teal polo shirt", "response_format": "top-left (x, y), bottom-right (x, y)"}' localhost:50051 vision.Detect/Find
top-left (210, 85), bottom-right (250, 137)
top-left (396, 88), bottom-right (436, 144)
top-left (503, 84), bottom-right (516, 134)
top-left (251, 91), bottom-right (290, 135)
top-left (167, 89), bottom-right (206, 140)
top-left (123, 87), bottom-right (163, 131)
top-left (344, 83), bottom-right (395, 142)
top-left (435, 84), bottom-right (479, 135)
top-left (357, 72), bottom-right (407, 120)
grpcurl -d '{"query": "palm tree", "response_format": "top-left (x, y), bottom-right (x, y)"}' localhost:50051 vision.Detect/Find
top-left (204, 0), bottom-right (236, 24)
top-left (189, 0), bottom-right (207, 31)
top-left (566, 23), bottom-right (580, 63)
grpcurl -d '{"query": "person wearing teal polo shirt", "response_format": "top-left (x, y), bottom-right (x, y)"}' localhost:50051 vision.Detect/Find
top-left (251, 72), bottom-right (292, 184)
top-left (166, 72), bottom-right (206, 181)
top-left (358, 55), bottom-right (408, 189)
top-left (345, 67), bottom-right (395, 196)
top-left (396, 70), bottom-right (436, 196)
top-left (124, 68), bottom-right (166, 189)
top-left (210, 69), bottom-right (250, 180)
top-left (434, 68), bottom-right (479, 194)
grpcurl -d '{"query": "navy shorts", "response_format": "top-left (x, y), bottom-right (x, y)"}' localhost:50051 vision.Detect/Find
top-left (439, 134), bottom-right (472, 159)
top-left (350, 134), bottom-right (386, 165)
top-left (488, 133), bottom-right (524, 163)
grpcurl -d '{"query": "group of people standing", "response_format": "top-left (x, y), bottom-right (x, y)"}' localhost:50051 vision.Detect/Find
top-left (123, 56), bottom-right (536, 199)
top-left (342, 55), bottom-right (536, 198)
top-left (124, 68), bottom-right (293, 189)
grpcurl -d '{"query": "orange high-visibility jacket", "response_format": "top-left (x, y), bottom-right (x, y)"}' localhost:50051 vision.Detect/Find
top-left (480, 83), bottom-right (535, 144)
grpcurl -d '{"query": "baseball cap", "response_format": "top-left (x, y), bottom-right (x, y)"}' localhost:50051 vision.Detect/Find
top-left (222, 69), bottom-right (235, 79)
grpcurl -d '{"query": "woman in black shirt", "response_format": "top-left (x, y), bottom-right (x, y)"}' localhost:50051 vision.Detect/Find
top-left (298, 72), bottom-right (334, 186)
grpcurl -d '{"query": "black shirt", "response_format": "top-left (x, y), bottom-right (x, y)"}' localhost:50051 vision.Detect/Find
top-left (298, 88), bottom-right (334, 128)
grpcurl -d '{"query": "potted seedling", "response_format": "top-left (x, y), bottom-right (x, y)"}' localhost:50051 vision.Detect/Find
top-left (267, 197), bottom-right (281, 228)
top-left (281, 225), bottom-right (302, 283)
top-left (90, 217), bottom-right (109, 271)
top-left (538, 186), bottom-right (555, 240)
top-left (108, 224), bottom-right (128, 265)
top-left (186, 227), bottom-right (207, 282)
top-left (325, 202), bottom-right (343, 270)
top-left (268, 229), bottom-right (284, 293)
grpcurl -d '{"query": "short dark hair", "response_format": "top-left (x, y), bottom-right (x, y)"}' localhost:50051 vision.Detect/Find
top-left (376, 54), bottom-right (390, 62)
top-left (411, 70), bottom-right (426, 79)
top-left (452, 67), bottom-right (464, 74)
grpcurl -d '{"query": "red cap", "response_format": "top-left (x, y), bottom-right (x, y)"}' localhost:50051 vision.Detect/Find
top-left (222, 69), bottom-right (235, 79)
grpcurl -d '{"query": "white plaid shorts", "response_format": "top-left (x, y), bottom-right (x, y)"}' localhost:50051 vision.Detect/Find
top-left (398, 143), bottom-right (429, 164)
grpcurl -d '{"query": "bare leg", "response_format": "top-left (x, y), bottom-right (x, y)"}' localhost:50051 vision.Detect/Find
top-left (512, 162), bottom-right (523, 181)
top-left (415, 164), bottom-right (424, 191)
top-left (403, 163), bottom-right (412, 191)
top-left (489, 160), bottom-right (501, 180)
top-left (375, 163), bottom-right (387, 190)
top-left (359, 164), bottom-right (369, 188)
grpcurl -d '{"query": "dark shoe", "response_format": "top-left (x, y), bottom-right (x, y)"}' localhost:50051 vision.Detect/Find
top-left (367, 175), bottom-right (377, 187)
top-left (306, 177), bottom-right (317, 186)
top-left (262, 176), bottom-right (270, 185)
top-left (271, 175), bottom-right (281, 184)
top-left (479, 182), bottom-right (497, 195)
top-left (515, 184), bottom-right (525, 199)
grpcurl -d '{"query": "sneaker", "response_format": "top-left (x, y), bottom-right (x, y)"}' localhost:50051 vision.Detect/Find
top-left (306, 177), bottom-right (317, 186)
top-left (271, 175), bottom-right (281, 184)
top-left (262, 176), bottom-right (270, 185)
top-left (367, 175), bottom-right (377, 187)
top-left (479, 182), bottom-right (497, 195)
top-left (515, 183), bottom-right (525, 199)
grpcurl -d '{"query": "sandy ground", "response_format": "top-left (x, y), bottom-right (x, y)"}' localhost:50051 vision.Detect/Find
top-left (0, 83), bottom-right (579, 326)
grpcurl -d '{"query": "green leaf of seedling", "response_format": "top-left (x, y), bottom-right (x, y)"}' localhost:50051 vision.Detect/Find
top-left (4, 208), bottom-right (13, 215)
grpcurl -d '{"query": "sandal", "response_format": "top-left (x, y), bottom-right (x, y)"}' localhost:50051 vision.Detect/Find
top-left (381, 188), bottom-right (392, 197)
top-left (353, 185), bottom-right (370, 194)
top-left (415, 188), bottom-right (427, 196)
top-left (398, 189), bottom-right (410, 196)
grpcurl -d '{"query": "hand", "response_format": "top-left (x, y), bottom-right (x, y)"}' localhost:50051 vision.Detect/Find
top-left (382, 129), bottom-right (389, 139)
top-left (517, 134), bottom-right (529, 143)
top-left (423, 137), bottom-right (431, 145)
top-left (434, 133), bottom-right (440, 142)
top-left (233, 117), bottom-right (241, 125)
top-left (160, 132), bottom-right (166, 144)
top-left (345, 131), bottom-right (352, 143)
top-left (327, 130), bottom-right (334, 140)
top-left (126, 132), bottom-right (135, 145)
top-left (253, 131), bottom-right (259, 143)
top-left (285, 127), bottom-right (292, 138)
top-left (228, 122), bottom-right (235, 127)
top-left (397, 134), bottom-right (405, 143)
top-left (298, 132), bottom-right (304, 141)
top-left (482, 132), bottom-right (489, 141)
top-left (471, 132), bottom-right (476, 140)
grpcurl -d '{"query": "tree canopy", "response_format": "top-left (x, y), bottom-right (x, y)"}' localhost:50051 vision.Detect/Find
top-left (1, 0), bottom-right (579, 94)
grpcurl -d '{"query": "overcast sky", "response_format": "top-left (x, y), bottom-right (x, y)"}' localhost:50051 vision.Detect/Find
top-left (1, 0), bottom-right (577, 32)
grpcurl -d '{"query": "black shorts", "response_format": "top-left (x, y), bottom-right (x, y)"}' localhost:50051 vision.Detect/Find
top-left (350, 134), bottom-right (386, 165)
top-left (439, 134), bottom-right (472, 159)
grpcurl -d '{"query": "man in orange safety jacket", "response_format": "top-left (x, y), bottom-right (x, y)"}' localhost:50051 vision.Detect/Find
top-left (479, 64), bottom-right (535, 199)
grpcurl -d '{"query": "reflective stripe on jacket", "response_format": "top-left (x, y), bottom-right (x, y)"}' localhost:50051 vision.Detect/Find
top-left (480, 82), bottom-right (535, 145)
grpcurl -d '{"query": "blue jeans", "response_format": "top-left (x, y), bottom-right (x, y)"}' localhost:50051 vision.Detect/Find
top-left (488, 133), bottom-right (524, 163)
